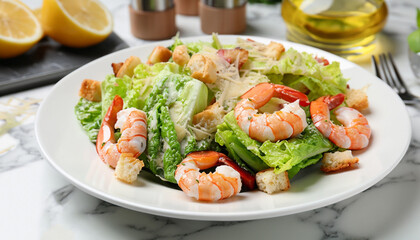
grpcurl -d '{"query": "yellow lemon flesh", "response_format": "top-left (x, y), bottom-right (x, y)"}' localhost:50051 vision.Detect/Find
top-left (32, 8), bottom-right (45, 37)
top-left (41, 0), bottom-right (113, 48)
top-left (0, 0), bottom-right (43, 58)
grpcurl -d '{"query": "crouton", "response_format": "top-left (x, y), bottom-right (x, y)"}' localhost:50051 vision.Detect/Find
top-left (321, 150), bottom-right (359, 172)
top-left (114, 153), bottom-right (144, 184)
top-left (265, 41), bottom-right (285, 60)
top-left (146, 46), bottom-right (172, 65)
top-left (256, 168), bottom-right (290, 194)
top-left (345, 86), bottom-right (369, 111)
top-left (116, 56), bottom-right (142, 78)
top-left (192, 102), bottom-right (225, 132)
top-left (187, 54), bottom-right (217, 83)
top-left (111, 62), bottom-right (123, 76)
top-left (78, 79), bottom-right (101, 102)
top-left (173, 45), bottom-right (190, 66)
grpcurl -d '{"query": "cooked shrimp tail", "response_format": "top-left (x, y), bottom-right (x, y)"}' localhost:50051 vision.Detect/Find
top-left (310, 94), bottom-right (371, 150)
top-left (175, 151), bottom-right (253, 201)
top-left (96, 95), bottom-right (148, 168)
top-left (241, 83), bottom-right (310, 107)
top-left (322, 93), bottom-right (345, 110)
top-left (217, 154), bottom-right (256, 190)
top-left (273, 84), bottom-right (310, 107)
top-left (96, 95), bottom-right (123, 162)
top-left (235, 83), bottom-right (308, 142)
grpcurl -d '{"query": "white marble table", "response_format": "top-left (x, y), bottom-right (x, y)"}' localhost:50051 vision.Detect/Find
top-left (2, 0), bottom-right (420, 239)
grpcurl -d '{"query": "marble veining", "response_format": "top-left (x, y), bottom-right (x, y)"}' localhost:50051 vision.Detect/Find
top-left (0, 122), bottom-right (44, 173)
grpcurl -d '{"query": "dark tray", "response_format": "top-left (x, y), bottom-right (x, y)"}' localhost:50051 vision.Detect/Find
top-left (0, 32), bottom-right (129, 96)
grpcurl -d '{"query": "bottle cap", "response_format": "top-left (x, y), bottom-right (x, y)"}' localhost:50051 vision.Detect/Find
top-left (132, 0), bottom-right (174, 11)
top-left (201, 0), bottom-right (247, 8)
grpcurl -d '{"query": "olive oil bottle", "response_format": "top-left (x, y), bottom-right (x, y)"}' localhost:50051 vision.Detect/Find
top-left (282, 0), bottom-right (388, 57)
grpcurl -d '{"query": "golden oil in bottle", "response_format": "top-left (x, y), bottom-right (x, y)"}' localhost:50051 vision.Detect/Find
top-left (281, 0), bottom-right (388, 57)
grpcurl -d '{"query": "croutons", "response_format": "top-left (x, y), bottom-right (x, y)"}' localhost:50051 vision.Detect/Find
top-left (116, 56), bottom-right (142, 78)
top-left (187, 54), bottom-right (217, 83)
top-left (79, 79), bottom-right (101, 102)
top-left (265, 41), bottom-right (285, 60)
top-left (147, 46), bottom-right (172, 65)
top-left (114, 153), bottom-right (144, 184)
top-left (192, 102), bottom-right (225, 134)
top-left (256, 168), bottom-right (290, 194)
top-left (111, 62), bottom-right (124, 76)
top-left (173, 45), bottom-right (190, 66)
top-left (345, 86), bottom-right (369, 111)
top-left (321, 150), bottom-right (359, 172)
top-left (217, 48), bottom-right (249, 69)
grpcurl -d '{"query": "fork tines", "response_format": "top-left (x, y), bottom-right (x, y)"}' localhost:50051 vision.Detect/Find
top-left (372, 53), bottom-right (420, 104)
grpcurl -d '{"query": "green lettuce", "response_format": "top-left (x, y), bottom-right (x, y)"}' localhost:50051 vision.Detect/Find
top-left (247, 48), bottom-right (348, 100)
top-left (101, 75), bottom-right (132, 117)
top-left (160, 105), bottom-right (182, 183)
top-left (216, 111), bottom-right (333, 177)
top-left (169, 79), bottom-right (208, 139)
top-left (101, 62), bottom-right (185, 117)
top-left (131, 62), bottom-right (186, 110)
top-left (168, 33), bottom-right (232, 55)
top-left (408, 8), bottom-right (420, 53)
top-left (287, 154), bottom-right (323, 179)
top-left (74, 98), bottom-right (102, 142)
top-left (143, 67), bottom-right (210, 182)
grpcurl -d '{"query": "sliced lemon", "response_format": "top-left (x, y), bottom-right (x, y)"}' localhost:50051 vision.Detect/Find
top-left (41, 0), bottom-right (113, 48)
top-left (0, 0), bottom-right (43, 58)
top-left (33, 8), bottom-right (42, 20)
top-left (32, 8), bottom-right (45, 37)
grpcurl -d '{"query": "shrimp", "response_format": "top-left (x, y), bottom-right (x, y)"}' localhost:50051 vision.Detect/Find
top-left (96, 95), bottom-right (147, 168)
top-left (234, 83), bottom-right (310, 142)
top-left (175, 151), bottom-right (245, 201)
top-left (310, 93), bottom-right (371, 150)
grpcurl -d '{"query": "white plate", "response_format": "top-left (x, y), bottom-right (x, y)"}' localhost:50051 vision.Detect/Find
top-left (35, 36), bottom-right (411, 221)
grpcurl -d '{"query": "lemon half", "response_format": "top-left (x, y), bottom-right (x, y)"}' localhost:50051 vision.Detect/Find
top-left (0, 0), bottom-right (43, 58)
top-left (41, 0), bottom-right (113, 48)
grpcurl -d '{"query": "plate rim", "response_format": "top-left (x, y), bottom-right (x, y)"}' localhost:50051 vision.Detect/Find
top-left (35, 35), bottom-right (412, 221)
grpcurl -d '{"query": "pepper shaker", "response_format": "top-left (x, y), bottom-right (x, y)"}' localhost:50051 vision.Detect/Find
top-left (129, 0), bottom-right (177, 40)
top-left (174, 0), bottom-right (199, 16)
top-left (199, 0), bottom-right (247, 34)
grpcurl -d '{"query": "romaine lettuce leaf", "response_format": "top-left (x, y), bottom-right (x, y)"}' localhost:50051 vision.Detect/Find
top-left (143, 67), bottom-right (210, 182)
top-left (247, 48), bottom-right (348, 100)
top-left (168, 33), bottom-right (231, 55)
top-left (101, 75), bottom-right (132, 117)
top-left (169, 79), bottom-right (208, 140)
top-left (101, 63), bottom-right (185, 116)
top-left (217, 111), bottom-right (333, 176)
top-left (74, 98), bottom-right (102, 142)
top-left (287, 154), bottom-right (323, 179)
top-left (160, 105), bottom-right (182, 183)
top-left (131, 62), bottom-right (190, 110)
top-left (216, 122), bottom-right (266, 173)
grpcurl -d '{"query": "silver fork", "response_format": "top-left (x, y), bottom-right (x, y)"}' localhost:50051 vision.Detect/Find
top-left (372, 53), bottom-right (420, 105)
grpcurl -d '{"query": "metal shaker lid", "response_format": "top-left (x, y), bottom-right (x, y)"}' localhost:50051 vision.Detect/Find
top-left (202, 0), bottom-right (247, 8)
top-left (132, 0), bottom-right (174, 11)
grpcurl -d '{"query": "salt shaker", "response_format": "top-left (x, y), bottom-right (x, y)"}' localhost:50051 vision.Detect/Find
top-left (129, 0), bottom-right (177, 40)
top-left (174, 0), bottom-right (199, 16)
top-left (199, 0), bottom-right (247, 34)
